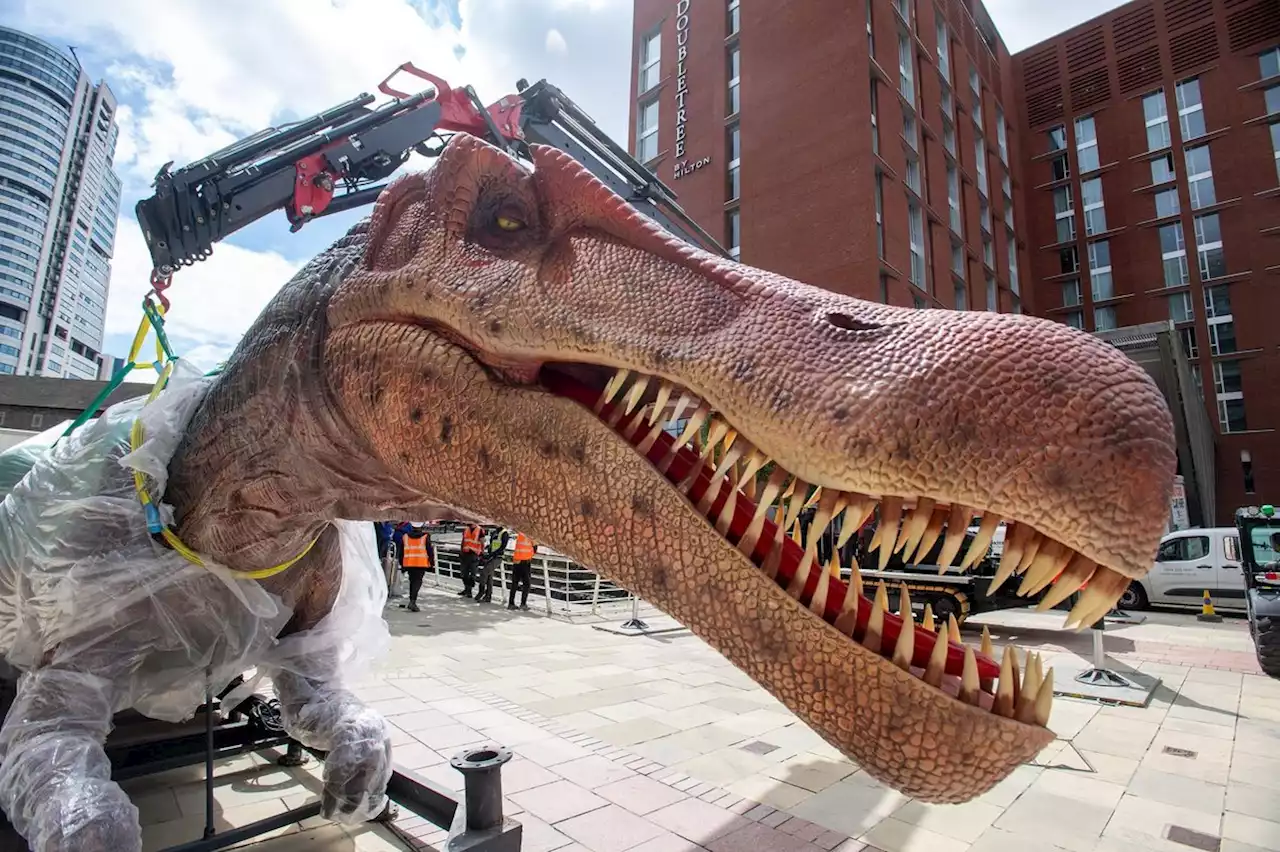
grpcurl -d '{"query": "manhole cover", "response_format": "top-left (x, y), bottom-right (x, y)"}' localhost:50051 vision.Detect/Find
top-left (741, 741), bottom-right (779, 755)
top-left (1166, 825), bottom-right (1220, 851)
top-left (1163, 746), bottom-right (1197, 759)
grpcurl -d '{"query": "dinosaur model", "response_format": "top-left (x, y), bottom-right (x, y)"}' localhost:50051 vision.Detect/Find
top-left (0, 133), bottom-right (1177, 851)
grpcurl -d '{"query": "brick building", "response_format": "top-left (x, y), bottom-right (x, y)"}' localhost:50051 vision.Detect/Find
top-left (627, 0), bottom-right (1280, 524)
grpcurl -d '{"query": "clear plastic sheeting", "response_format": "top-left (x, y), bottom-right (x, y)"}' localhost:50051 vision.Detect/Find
top-left (0, 419), bottom-right (74, 498)
top-left (0, 362), bottom-right (393, 846)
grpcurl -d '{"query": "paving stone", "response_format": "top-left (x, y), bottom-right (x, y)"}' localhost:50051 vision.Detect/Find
top-left (858, 816), bottom-right (969, 852)
top-left (626, 833), bottom-right (708, 852)
top-left (724, 775), bottom-right (812, 810)
top-left (1102, 794), bottom-right (1224, 850)
top-left (647, 799), bottom-right (751, 844)
top-left (1126, 766), bottom-right (1226, 815)
top-left (500, 757), bottom-right (563, 794)
top-left (556, 804), bottom-right (666, 852)
top-left (509, 779), bottom-right (610, 824)
top-left (889, 798), bottom-right (1005, 844)
top-left (788, 776), bottom-right (907, 839)
top-left (1222, 812), bottom-right (1280, 850)
top-left (993, 789), bottom-right (1112, 852)
top-left (594, 774), bottom-right (688, 816)
top-left (705, 822), bottom-right (824, 852)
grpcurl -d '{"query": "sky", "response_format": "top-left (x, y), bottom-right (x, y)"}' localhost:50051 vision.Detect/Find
top-left (3, 0), bottom-right (1131, 380)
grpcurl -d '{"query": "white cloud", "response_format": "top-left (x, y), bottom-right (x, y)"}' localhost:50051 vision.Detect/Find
top-left (546, 28), bottom-right (568, 56)
top-left (106, 213), bottom-right (302, 351)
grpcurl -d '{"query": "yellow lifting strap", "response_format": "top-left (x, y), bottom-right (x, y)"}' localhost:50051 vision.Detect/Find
top-left (125, 290), bottom-right (316, 581)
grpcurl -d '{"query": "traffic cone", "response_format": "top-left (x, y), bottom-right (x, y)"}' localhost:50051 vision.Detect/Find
top-left (1197, 589), bottom-right (1223, 623)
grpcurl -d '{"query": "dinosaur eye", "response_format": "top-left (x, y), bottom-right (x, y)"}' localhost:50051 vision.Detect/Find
top-left (495, 215), bottom-right (525, 232)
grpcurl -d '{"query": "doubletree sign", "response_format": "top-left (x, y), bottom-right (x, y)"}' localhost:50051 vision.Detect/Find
top-left (671, 0), bottom-right (710, 181)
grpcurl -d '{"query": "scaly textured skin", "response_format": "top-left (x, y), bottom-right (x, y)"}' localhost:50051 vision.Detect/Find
top-left (159, 132), bottom-right (1174, 802)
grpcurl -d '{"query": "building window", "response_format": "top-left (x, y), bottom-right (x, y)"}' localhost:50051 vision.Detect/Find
top-left (1094, 306), bottom-right (1117, 331)
top-left (1195, 212), bottom-right (1225, 280)
top-left (951, 241), bottom-right (965, 278)
top-left (875, 172), bottom-right (885, 259)
top-left (1204, 284), bottom-right (1236, 356)
top-left (975, 136), bottom-right (988, 196)
top-left (1160, 223), bottom-right (1189, 287)
top-left (1047, 124), bottom-right (1067, 152)
top-left (1062, 278), bottom-right (1082, 307)
top-left (1176, 77), bottom-right (1206, 140)
top-left (1262, 47), bottom-right (1280, 79)
top-left (1007, 230), bottom-right (1019, 294)
top-left (899, 35), bottom-right (914, 104)
top-left (1155, 187), bottom-right (1180, 219)
top-left (1151, 153), bottom-right (1175, 184)
top-left (1053, 186), bottom-right (1075, 243)
top-left (638, 30), bottom-right (661, 94)
top-left (1075, 115), bottom-right (1099, 172)
top-left (1088, 239), bottom-right (1112, 300)
top-left (1265, 86), bottom-right (1280, 116)
top-left (986, 275), bottom-right (997, 311)
top-left (636, 99), bottom-right (659, 162)
top-left (913, 295), bottom-right (926, 309)
top-left (947, 164), bottom-right (961, 233)
top-left (1272, 123), bottom-right (1280, 183)
top-left (906, 155), bottom-right (921, 193)
top-left (904, 110), bottom-right (918, 151)
top-left (1181, 326), bottom-right (1199, 359)
top-left (980, 197), bottom-right (991, 232)
top-left (1215, 361), bottom-right (1246, 433)
top-left (1081, 177), bottom-right (1106, 235)
top-left (1143, 90), bottom-right (1171, 151)
top-left (1169, 290), bottom-right (1193, 323)
top-left (894, 0), bottom-right (909, 22)
top-left (937, 21), bottom-right (951, 82)
top-left (1185, 145), bottom-right (1216, 210)
top-left (871, 80), bottom-right (880, 155)
top-left (1066, 311), bottom-right (1084, 329)
top-left (984, 236), bottom-right (994, 268)
top-left (726, 208), bottom-right (740, 260)
top-left (1208, 320), bottom-right (1237, 357)
top-left (954, 278), bottom-right (967, 310)
top-left (996, 106), bottom-right (1008, 163)
top-left (867, 0), bottom-right (875, 55)
top-left (943, 118), bottom-right (956, 155)
top-left (1051, 154), bottom-right (1070, 182)
top-left (727, 0), bottom-right (740, 37)
top-left (908, 199), bottom-right (926, 289)
top-left (726, 123), bottom-right (740, 201)
top-left (727, 47), bottom-right (740, 115)
top-left (1059, 245), bottom-right (1080, 275)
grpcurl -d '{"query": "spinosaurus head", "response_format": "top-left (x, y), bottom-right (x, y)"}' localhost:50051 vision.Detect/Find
top-left (323, 133), bottom-right (1177, 802)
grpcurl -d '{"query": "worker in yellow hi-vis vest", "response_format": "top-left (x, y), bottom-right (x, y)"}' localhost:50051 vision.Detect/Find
top-left (398, 522), bottom-right (435, 613)
top-left (508, 533), bottom-right (538, 611)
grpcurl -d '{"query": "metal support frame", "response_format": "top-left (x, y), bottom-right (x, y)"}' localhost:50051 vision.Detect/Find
top-left (620, 596), bottom-right (650, 631)
top-left (1073, 618), bottom-right (1137, 689)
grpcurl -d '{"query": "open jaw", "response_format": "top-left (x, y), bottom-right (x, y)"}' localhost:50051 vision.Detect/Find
top-left (528, 359), bottom-right (1071, 781)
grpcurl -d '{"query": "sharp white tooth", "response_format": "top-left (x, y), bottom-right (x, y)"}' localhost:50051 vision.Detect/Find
top-left (659, 403), bottom-right (710, 474)
top-left (1017, 540), bottom-right (1071, 597)
top-left (596, 368), bottom-right (630, 413)
top-left (1036, 555), bottom-right (1097, 611)
top-left (721, 428), bottom-right (738, 454)
top-left (921, 602), bottom-right (936, 633)
top-left (735, 450), bottom-right (768, 489)
top-left (743, 468), bottom-right (788, 553)
top-left (960, 647), bottom-right (981, 705)
top-left (805, 490), bottom-right (841, 555)
top-left (876, 498), bottom-right (903, 572)
top-left (947, 614), bottom-right (962, 644)
top-left (864, 581), bottom-right (887, 654)
top-left (909, 506), bottom-right (948, 566)
top-left (848, 559), bottom-right (864, 599)
top-left (827, 552), bottom-right (842, 580)
top-left (960, 513), bottom-right (1002, 571)
top-left (1064, 568), bottom-right (1130, 629)
top-left (1016, 653), bottom-right (1042, 723)
top-left (712, 443), bottom-right (746, 485)
top-left (895, 497), bottom-right (935, 556)
top-left (715, 487), bottom-right (736, 535)
top-left (994, 645), bottom-right (1018, 718)
top-left (695, 475), bottom-right (722, 513)
top-left (762, 519), bottom-right (786, 579)
top-left (937, 505), bottom-right (976, 571)
top-left (782, 480), bottom-right (810, 530)
top-left (743, 473), bottom-right (759, 501)
top-left (624, 375), bottom-right (650, 414)
top-left (1034, 669), bottom-right (1055, 726)
top-left (789, 546), bottom-right (816, 600)
top-left (892, 585), bottom-right (915, 670)
top-left (647, 382), bottom-right (675, 425)
top-left (987, 544), bottom-right (1023, 595)
top-left (637, 418), bottom-right (667, 455)
top-left (834, 579), bottom-right (859, 634)
top-left (809, 568), bottom-right (830, 615)
top-left (924, 628), bottom-right (948, 687)
top-left (666, 393), bottom-right (694, 428)
top-left (837, 494), bottom-right (876, 547)
top-left (700, 417), bottom-right (731, 460)
top-left (980, 625), bottom-right (994, 659)
top-left (1017, 532), bottom-right (1044, 575)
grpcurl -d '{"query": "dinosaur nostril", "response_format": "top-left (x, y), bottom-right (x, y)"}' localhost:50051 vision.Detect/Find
top-left (822, 311), bottom-right (880, 332)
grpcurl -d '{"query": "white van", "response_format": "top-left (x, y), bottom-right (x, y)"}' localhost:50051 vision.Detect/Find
top-left (1121, 527), bottom-right (1246, 611)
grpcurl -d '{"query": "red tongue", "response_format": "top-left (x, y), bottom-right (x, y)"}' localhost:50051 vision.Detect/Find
top-left (542, 370), bottom-right (1002, 682)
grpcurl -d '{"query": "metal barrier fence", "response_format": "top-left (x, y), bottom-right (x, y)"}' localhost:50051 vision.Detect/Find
top-left (417, 546), bottom-right (651, 622)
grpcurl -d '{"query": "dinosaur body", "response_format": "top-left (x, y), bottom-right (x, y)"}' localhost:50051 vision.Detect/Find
top-left (0, 133), bottom-right (1176, 850)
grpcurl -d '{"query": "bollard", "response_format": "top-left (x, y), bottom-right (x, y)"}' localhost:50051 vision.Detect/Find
top-left (450, 746), bottom-right (513, 832)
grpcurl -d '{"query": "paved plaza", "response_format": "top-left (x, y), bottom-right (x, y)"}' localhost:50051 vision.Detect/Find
top-left (126, 586), bottom-right (1280, 852)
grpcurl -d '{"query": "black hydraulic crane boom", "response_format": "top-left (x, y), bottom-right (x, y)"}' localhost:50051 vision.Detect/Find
top-left (135, 64), bottom-right (726, 277)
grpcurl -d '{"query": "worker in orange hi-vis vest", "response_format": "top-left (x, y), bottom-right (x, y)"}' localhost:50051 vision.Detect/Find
top-left (508, 533), bottom-right (538, 611)
top-left (398, 522), bottom-right (436, 613)
top-left (459, 522), bottom-right (484, 599)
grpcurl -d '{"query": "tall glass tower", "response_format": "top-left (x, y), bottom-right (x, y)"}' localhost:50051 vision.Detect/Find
top-left (0, 26), bottom-right (121, 379)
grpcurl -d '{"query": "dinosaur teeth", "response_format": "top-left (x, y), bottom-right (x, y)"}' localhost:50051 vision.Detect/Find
top-left (837, 494), bottom-right (875, 547)
top-left (648, 382), bottom-right (674, 425)
top-left (1064, 567), bottom-right (1131, 629)
top-left (624, 375), bottom-right (650, 415)
top-left (895, 497), bottom-right (934, 557)
top-left (937, 505), bottom-right (975, 571)
top-left (1036, 554), bottom-right (1097, 611)
top-left (596, 368), bottom-right (630, 413)
top-left (959, 647), bottom-right (981, 705)
top-left (993, 645), bottom-right (1018, 718)
top-left (891, 584), bottom-right (914, 670)
top-left (921, 602), bottom-right (936, 633)
top-left (874, 497), bottom-right (903, 571)
top-left (960, 512), bottom-right (1002, 571)
top-left (909, 505), bottom-right (948, 566)
top-left (864, 580), bottom-right (888, 654)
top-left (924, 628), bottom-right (948, 687)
